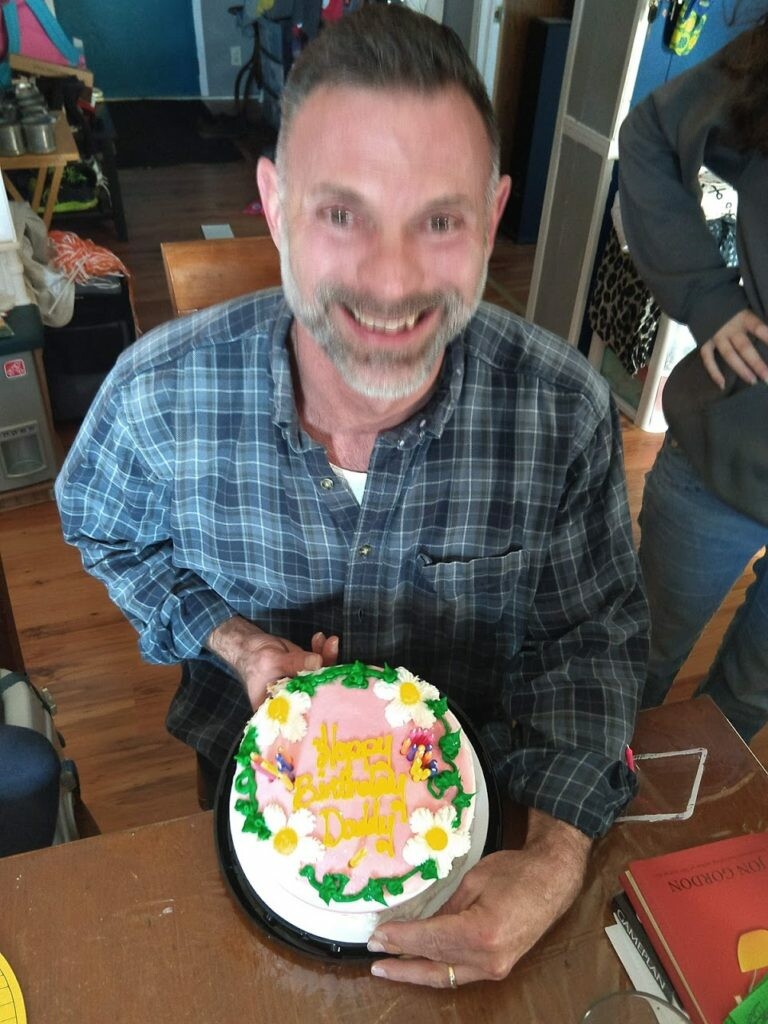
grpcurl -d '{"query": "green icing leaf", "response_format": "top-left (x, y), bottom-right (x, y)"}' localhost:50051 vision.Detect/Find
top-left (426, 696), bottom-right (449, 718)
top-left (286, 675), bottom-right (319, 697)
top-left (439, 728), bottom-right (462, 761)
top-left (419, 858), bottom-right (439, 881)
top-left (453, 790), bottom-right (475, 811)
top-left (385, 877), bottom-right (404, 896)
top-left (428, 768), bottom-right (461, 798)
top-left (234, 725), bottom-right (261, 766)
top-left (361, 878), bottom-right (388, 905)
top-left (234, 768), bottom-right (253, 795)
top-left (300, 867), bottom-right (352, 906)
top-left (342, 660), bottom-right (370, 689)
top-left (241, 810), bottom-right (271, 840)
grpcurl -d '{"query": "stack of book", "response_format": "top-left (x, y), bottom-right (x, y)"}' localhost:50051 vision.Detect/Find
top-left (613, 831), bottom-right (768, 1024)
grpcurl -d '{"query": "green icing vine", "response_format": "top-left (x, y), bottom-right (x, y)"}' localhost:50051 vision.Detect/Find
top-left (299, 857), bottom-right (439, 906)
top-left (232, 661), bottom-right (475, 905)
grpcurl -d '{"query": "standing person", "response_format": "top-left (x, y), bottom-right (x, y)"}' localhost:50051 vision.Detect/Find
top-left (56, 5), bottom-right (648, 986)
top-left (619, 16), bottom-right (768, 742)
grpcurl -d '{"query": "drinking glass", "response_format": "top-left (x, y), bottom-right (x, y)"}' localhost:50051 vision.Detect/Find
top-left (580, 991), bottom-right (690, 1023)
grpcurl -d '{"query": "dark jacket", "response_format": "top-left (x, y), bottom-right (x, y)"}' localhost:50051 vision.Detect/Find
top-left (618, 29), bottom-right (768, 525)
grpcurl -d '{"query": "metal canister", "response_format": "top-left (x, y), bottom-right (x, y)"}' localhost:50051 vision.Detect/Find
top-left (0, 118), bottom-right (25, 156)
top-left (21, 113), bottom-right (56, 154)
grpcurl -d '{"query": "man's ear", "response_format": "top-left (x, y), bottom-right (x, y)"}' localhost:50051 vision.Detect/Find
top-left (256, 157), bottom-right (282, 247)
top-left (487, 174), bottom-right (512, 250)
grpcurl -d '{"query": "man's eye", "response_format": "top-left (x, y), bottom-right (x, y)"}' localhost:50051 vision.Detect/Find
top-left (429, 215), bottom-right (455, 233)
top-left (327, 207), bottom-right (353, 227)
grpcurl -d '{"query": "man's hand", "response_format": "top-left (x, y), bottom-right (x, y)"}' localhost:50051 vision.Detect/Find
top-left (367, 809), bottom-right (590, 987)
top-left (700, 309), bottom-right (768, 389)
top-left (206, 616), bottom-right (339, 709)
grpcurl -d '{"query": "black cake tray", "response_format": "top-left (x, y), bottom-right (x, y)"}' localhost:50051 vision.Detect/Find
top-left (214, 703), bottom-right (503, 962)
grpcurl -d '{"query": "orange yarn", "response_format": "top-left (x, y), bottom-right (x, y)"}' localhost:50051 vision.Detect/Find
top-left (48, 230), bottom-right (141, 334)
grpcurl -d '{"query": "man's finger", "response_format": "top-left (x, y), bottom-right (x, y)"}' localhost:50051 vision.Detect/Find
top-left (371, 955), bottom-right (479, 988)
top-left (321, 634), bottom-right (339, 665)
top-left (368, 906), bottom-right (487, 968)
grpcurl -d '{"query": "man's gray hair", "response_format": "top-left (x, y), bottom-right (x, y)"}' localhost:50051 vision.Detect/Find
top-left (276, 3), bottom-right (500, 183)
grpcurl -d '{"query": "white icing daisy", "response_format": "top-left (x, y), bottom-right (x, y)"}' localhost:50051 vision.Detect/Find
top-left (402, 806), bottom-right (471, 879)
top-left (373, 667), bottom-right (440, 728)
top-left (262, 804), bottom-right (325, 866)
top-left (253, 687), bottom-right (311, 746)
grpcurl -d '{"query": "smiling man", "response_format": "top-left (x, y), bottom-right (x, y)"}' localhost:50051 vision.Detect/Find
top-left (56, 4), bottom-right (648, 989)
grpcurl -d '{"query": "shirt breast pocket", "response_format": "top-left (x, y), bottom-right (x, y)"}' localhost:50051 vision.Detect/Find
top-left (415, 547), bottom-right (530, 624)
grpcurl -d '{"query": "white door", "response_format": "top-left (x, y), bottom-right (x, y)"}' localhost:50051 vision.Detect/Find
top-left (526, 0), bottom-right (654, 344)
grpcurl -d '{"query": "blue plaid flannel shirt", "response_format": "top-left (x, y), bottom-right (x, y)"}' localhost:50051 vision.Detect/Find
top-left (56, 290), bottom-right (648, 837)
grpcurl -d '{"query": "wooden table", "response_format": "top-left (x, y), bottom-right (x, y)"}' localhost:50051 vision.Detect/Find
top-left (1, 112), bottom-right (79, 229)
top-left (1, 698), bottom-right (766, 1023)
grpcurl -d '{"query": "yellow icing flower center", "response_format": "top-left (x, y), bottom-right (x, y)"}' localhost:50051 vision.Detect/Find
top-left (268, 695), bottom-right (290, 724)
top-left (399, 681), bottom-right (421, 705)
top-left (425, 826), bottom-right (448, 852)
top-left (273, 827), bottom-right (299, 855)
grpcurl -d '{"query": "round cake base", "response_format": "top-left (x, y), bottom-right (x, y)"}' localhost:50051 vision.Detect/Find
top-left (214, 706), bottom-right (502, 961)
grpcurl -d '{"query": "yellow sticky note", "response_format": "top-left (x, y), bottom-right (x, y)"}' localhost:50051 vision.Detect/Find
top-left (0, 953), bottom-right (26, 1024)
top-left (737, 929), bottom-right (768, 973)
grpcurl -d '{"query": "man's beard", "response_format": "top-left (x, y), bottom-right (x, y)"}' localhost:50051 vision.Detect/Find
top-left (279, 236), bottom-right (487, 400)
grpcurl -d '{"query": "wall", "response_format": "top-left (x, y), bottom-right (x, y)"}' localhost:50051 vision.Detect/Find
top-left (54, 0), bottom-right (200, 98)
top-left (631, 0), bottom-right (760, 105)
top-left (196, 1), bottom-right (249, 99)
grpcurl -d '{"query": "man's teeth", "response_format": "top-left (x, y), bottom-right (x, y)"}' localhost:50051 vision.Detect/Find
top-left (352, 309), bottom-right (419, 332)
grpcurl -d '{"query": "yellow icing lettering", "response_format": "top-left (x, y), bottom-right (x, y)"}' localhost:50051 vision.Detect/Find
top-left (312, 723), bottom-right (393, 776)
top-left (297, 719), bottom-right (414, 858)
top-left (313, 723), bottom-right (333, 776)
top-left (319, 806), bottom-right (343, 847)
top-left (292, 773), bottom-right (317, 809)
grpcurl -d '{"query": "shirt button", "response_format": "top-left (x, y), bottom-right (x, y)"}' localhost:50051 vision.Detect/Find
top-left (357, 608), bottom-right (365, 621)
top-left (320, 477), bottom-right (335, 490)
top-left (419, 419), bottom-right (427, 429)
top-left (397, 439), bottom-right (405, 449)
top-left (358, 544), bottom-right (372, 557)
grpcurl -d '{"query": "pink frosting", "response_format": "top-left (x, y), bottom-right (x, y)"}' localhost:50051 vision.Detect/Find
top-left (251, 674), bottom-right (475, 899)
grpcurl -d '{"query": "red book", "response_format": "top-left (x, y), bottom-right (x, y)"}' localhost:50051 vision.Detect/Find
top-left (620, 831), bottom-right (768, 1024)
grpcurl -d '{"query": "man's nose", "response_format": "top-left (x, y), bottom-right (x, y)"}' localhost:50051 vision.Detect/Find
top-left (357, 229), bottom-right (424, 303)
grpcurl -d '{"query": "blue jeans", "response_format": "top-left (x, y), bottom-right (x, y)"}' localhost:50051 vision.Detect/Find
top-left (639, 436), bottom-right (768, 741)
top-left (0, 723), bottom-right (60, 856)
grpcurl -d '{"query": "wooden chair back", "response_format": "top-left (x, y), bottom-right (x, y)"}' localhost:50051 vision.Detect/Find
top-left (160, 235), bottom-right (281, 317)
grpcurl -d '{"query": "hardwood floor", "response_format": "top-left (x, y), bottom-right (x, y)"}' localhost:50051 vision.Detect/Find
top-left (0, 158), bottom-right (764, 835)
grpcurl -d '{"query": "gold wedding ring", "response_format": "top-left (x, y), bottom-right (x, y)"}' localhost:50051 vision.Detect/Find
top-left (447, 963), bottom-right (457, 989)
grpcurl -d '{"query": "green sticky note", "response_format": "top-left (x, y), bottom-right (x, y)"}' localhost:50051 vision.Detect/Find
top-left (724, 974), bottom-right (768, 1023)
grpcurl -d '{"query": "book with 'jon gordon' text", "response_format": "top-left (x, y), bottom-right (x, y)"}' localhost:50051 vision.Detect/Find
top-left (620, 830), bottom-right (768, 1024)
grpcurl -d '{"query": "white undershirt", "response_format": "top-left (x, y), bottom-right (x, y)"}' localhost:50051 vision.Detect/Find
top-left (329, 462), bottom-right (368, 504)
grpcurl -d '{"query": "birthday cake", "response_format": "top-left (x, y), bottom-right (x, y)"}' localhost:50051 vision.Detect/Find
top-left (227, 661), bottom-right (484, 946)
